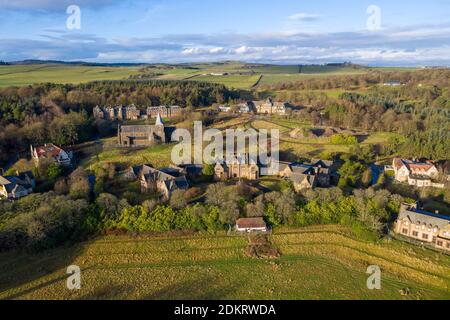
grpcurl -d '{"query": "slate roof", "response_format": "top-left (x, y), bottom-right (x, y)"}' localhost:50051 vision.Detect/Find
top-left (398, 204), bottom-right (450, 228)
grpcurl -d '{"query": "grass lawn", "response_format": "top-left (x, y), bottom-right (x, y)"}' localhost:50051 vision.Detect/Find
top-left (1, 225), bottom-right (448, 300)
top-left (80, 138), bottom-right (175, 171)
top-left (0, 64), bottom-right (140, 87)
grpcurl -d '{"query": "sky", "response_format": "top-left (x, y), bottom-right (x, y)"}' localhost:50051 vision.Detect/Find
top-left (0, 0), bottom-right (450, 65)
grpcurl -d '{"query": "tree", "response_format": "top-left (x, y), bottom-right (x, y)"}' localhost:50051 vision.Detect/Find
top-left (46, 163), bottom-right (63, 180)
top-left (202, 164), bottom-right (215, 176)
top-left (170, 189), bottom-right (187, 209)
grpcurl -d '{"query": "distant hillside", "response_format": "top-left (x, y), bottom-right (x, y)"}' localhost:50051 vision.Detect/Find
top-left (8, 59), bottom-right (148, 67)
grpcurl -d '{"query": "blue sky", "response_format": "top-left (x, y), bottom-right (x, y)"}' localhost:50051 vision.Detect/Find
top-left (1, 0), bottom-right (450, 65)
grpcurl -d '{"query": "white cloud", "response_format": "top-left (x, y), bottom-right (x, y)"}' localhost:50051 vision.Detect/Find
top-left (288, 12), bottom-right (322, 21)
top-left (2, 24), bottom-right (450, 66)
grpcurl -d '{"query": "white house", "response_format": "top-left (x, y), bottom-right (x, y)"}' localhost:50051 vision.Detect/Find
top-left (31, 143), bottom-right (72, 166)
top-left (393, 158), bottom-right (442, 188)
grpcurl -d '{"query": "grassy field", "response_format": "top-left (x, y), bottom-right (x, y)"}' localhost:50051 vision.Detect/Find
top-left (0, 62), bottom-right (418, 89)
top-left (0, 64), bottom-right (140, 87)
top-left (1, 225), bottom-right (448, 300)
top-left (79, 139), bottom-right (175, 170)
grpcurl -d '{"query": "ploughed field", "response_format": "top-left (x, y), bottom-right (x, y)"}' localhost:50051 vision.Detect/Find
top-left (1, 225), bottom-right (449, 300)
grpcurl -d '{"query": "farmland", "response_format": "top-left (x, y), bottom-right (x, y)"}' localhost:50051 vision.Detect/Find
top-left (0, 64), bottom-right (140, 87)
top-left (1, 225), bottom-right (449, 300)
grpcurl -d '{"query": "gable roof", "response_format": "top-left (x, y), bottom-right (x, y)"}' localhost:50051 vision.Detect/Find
top-left (393, 158), bottom-right (436, 172)
top-left (236, 217), bottom-right (267, 229)
top-left (0, 176), bottom-right (12, 185)
top-left (290, 173), bottom-right (316, 186)
top-left (35, 143), bottom-right (65, 159)
top-left (398, 204), bottom-right (450, 228)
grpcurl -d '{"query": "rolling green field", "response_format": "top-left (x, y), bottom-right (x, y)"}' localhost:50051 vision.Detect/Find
top-left (0, 64), bottom-right (140, 87)
top-left (1, 225), bottom-right (448, 300)
top-left (0, 62), bottom-right (418, 89)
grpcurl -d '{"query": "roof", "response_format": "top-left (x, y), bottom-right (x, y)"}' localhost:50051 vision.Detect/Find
top-left (140, 165), bottom-right (189, 190)
top-left (394, 158), bottom-right (436, 172)
top-left (398, 204), bottom-right (450, 228)
top-left (120, 125), bottom-right (154, 133)
top-left (0, 176), bottom-right (12, 185)
top-left (35, 143), bottom-right (64, 158)
top-left (236, 218), bottom-right (267, 229)
top-left (290, 173), bottom-right (316, 186)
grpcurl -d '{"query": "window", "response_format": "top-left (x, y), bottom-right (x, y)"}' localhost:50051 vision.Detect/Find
top-left (422, 234), bottom-right (429, 240)
top-left (437, 241), bottom-right (443, 247)
top-left (412, 231), bottom-right (419, 237)
top-left (402, 229), bottom-right (408, 235)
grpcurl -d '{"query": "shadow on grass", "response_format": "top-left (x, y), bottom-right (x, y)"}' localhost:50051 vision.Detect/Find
top-left (0, 244), bottom-right (85, 299)
top-left (142, 275), bottom-right (239, 300)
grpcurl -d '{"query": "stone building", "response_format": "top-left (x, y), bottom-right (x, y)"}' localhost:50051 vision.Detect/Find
top-left (271, 158), bottom-right (335, 191)
top-left (394, 203), bottom-right (450, 252)
top-left (124, 164), bottom-right (189, 200)
top-left (214, 155), bottom-right (260, 181)
top-left (254, 98), bottom-right (289, 115)
top-left (117, 114), bottom-right (174, 147)
top-left (147, 106), bottom-right (182, 119)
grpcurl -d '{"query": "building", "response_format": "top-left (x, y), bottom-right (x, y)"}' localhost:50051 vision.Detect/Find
top-left (94, 105), bottom-right (141, 121)
top-left (147, 106), bottom-right (182, 119)
top-left (117, 114), bottom-right (175, 147)
top-left (254, 98), bottom-right (289, 115)
top-left (218, 105), bottom-right (232, 113)
top-left (31, 143), bottom-right (72, 166)
top-left (94, 105), bottom-right (182, 121)
top-left (0, 171), bottom-right (35, 200)
top-left (125, 164), bottom-right (189, 200)
top-left (271, 159), bottom-right (335, 191)
top-left (383, 81), bottom-right (402, 87)
top-left (393, 158), bottom-right (443, 188)
top-left (235, 218), bottom-right (267, 233)
top-left (394, 203), bottom-right (450, 252)
top-left (214, 155), bottom-right (260, 181)
top-left (237, 101), bottom-right (255, 114)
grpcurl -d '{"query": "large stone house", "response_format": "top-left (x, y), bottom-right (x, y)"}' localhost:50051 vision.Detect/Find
top-left (94, 105), bottom-right (140, 121)
top-left (117, 114), bottom-right (175, 147)
top-left (254, 98), bottom-right (289, 115)
top-left (271, 159), bottom-right (335, 191)
top-left (0, 171), bottom-right (35, 200)
top-left (147, 106), bottom-right (182, 119)
top-left (214, 155), bottom-right (260, 181)
top-left (94, 105), bottom-right (182, 121)
top-left (393, 158), bottom-right (443, 188)
top-left (125, 164), bottom-right (189, 200)
top-left (394, 203), bottom-right (450, 252)
top-left (31, 143), bottom-right (72, 166)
